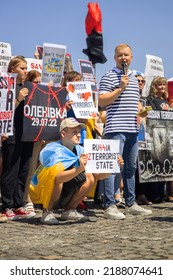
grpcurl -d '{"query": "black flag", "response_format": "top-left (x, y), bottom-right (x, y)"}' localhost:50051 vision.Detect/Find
top-left (83, 2), bottom-right (107, 65)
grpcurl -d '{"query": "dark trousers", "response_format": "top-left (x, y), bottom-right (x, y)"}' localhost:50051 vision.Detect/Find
top-left (1, 140), bottom-right (33, 210)
top-left (135, 165), bottom-right (147, 197)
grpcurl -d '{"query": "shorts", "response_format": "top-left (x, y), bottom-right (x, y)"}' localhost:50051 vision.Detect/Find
top-left (53, 171), bottom-right (86, 209)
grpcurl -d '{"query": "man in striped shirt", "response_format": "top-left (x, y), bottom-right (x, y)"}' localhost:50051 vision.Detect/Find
top-left (98, 43), bottom-right (152, 219)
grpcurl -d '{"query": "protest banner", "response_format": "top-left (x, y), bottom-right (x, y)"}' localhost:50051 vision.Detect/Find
top-left (0, 73), bottom-right (16, 135)
top-left (138, 110), bottom-right (173, 183)
top-left (22, 81), bottom-right (67, 141)
top-left (41, 43), bottom-right (66, 85)
top-left (67, 81), bottom-right (98, 119)
top-left (142, 54), bottom-right (164, 96)
top-left (0, 42), bottom-right (11, 73)
top-left (84, 138), bottom-right (120, 173)
top-left (25, 58), bottom-right (42, 73)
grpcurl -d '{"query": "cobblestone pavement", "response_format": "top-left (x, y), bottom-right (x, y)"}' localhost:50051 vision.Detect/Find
top-left (0, 200), bottom-right (173, 260)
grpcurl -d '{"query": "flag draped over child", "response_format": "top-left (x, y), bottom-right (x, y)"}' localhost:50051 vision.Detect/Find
top-left (29, 141), bottom-right (84, 208)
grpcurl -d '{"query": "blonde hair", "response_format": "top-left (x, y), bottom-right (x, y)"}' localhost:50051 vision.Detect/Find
top-left (115, 44), bottom-right (132, 54)
top-left (148, 76), bottom-right (168, 99)
top-left (7, 56), bottom-right (27, 72)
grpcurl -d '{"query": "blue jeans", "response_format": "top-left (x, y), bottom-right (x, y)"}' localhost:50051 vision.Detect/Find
top-left (104, 132), bottom-right (138, 207)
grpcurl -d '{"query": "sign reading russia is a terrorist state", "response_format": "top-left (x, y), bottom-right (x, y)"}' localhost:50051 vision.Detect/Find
top-left (84, 139), bottom-right (120, 173)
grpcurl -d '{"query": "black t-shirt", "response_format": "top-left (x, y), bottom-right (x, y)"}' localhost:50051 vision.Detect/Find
top-left (146, 96), bottom-right (170, 111)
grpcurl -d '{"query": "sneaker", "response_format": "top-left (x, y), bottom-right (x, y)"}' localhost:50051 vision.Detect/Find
top-left (104, 205), bottom-right (125, 220)
top-left (125, 203), bottom-right (152, 215)
top-left (61, 209), bottom-right (89, 222)
top-left (40, 211), bottom-right (59, 225)
top-left (0, 213), bottom-right (8, 223)
top-left (14, 207), bottom-right (36, 218)
top-left (2, 208), bottom-right (18, 220)
top-left (115, 198), bottom-right (126, 209)
top-left (24, 202), bottom-right (35, 211)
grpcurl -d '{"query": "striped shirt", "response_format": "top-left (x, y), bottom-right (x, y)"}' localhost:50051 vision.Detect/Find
top-left (99, 67), bottom-right (139, 134)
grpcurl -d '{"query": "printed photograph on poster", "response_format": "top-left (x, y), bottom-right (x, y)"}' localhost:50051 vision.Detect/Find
top-left (41, 43), bottom-right (66, 85)
top-left (84, 139), bottom-right (120, 173)
top-left (36, 45), bottom-right (43, 59)
top-left (138, 110), bottom-right (173, 183)
top-left (0, 42), bottom-right (11, 73)
top-left (22, 81), bottom-right (67, 141)
top-left (78, 59), bottom-right (97, 92)
top-left (67, 81), bottom-right (98, 119)
top-left (0, 73), bottom-right (16, 135)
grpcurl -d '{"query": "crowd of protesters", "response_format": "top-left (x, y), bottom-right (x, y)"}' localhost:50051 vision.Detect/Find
top-left (0, 43), bottom-right (173, 224)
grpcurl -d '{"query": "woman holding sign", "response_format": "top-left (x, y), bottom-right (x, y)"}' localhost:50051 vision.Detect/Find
top-left (0, 56), bottom-right (35, 220)
top-left (144, 76), bottom-right (172, 203)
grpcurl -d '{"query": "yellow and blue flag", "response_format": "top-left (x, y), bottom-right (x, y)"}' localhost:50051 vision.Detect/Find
top-left (29, 141), bottom-right (84, 208)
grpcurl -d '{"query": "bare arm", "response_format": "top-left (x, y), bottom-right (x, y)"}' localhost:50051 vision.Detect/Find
top-left (15, 87), bottom-right (29, 109)
top-left (55, 153), bottom-right (87, 184)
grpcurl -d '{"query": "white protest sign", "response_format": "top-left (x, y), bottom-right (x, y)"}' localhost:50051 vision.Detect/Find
top-left (142, 54), bottom-right (164, 96)
top-left (26, 58), bottom-right (42, 73)
top-left (0, 73), bottom-right (16, 135)
top-left (78, 59), bottom-right (97, 92)
top-left (84, 139), bottom-right (120, 173)
top-left (0, 42), bottom-right (11, 73)
top-left (41, 43), bottom-right (66, 85)
top-left (67, 81), bottom-right (98, 119)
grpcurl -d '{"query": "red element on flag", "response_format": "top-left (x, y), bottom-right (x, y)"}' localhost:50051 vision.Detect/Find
top-left (85, 2), bottom-right (102, 35)
top-left (83, 2), bottom-right (107, 65)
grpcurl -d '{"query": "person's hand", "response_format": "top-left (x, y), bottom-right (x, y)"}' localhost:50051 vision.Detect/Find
top-left (117, 155), bottom-right (124, 168)
top-left (47, 80), bottom-right (54, 86)
top-left (137, 106), bottom-right (152, 117)
top-left (17, 87), bottom-right (29, 102)
top-left (79, 153), bottom-right (87, 171)
top-left (1, 134), bottom-right (8, 141)
top-left (34, 51), bottom-right (39, 59)
top-left (65, 100), bottom-right (74, 110)
top-left (120, 75), bottom-right (129, 91)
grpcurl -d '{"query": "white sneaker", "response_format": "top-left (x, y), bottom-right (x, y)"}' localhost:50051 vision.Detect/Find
top-left (104, 205), bottom-right (125, 220)
top-left (61, 209), bottom-right (89, 222)
top-left (24, 203), bottom-right (36, 216)
top-left (125, 203), bottom-right (152, 215)
top-left (40, 211), bottom-right (59, 225)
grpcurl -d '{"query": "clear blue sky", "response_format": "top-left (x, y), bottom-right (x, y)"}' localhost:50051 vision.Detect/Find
top-left (1, 0), bottom-right (173, 82)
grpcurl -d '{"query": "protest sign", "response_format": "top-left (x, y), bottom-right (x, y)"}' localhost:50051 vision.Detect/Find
top-left (0, 73), bottom-right (16, 135)
top-left (25, 58), bottom-right (42, 73)
top-left (22, 81), bottom-right (67, 141)
top-left (138, 110), bottom-right (173, 183)
top-left (142, 54), bottom-right (164, 96)
top-left (64, 53), bottom-right (73, 73)
top-left (36, 45), bottom-right (43, 59)
top-left (84, 138), bottom-right (120, 173)
top-left (41, 43), bottom-right (66, 85)
top-left (78, 59), bottom-right (97, 92)
top-left (67, 81), bottom-right (98, 119)
top-left (0, 42), bottom-right (11, 73)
